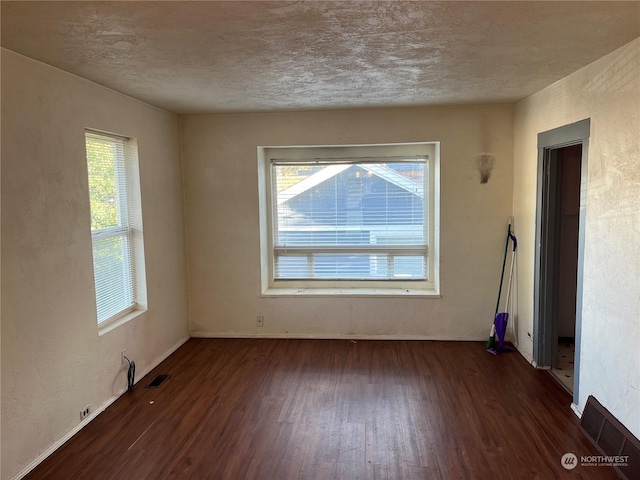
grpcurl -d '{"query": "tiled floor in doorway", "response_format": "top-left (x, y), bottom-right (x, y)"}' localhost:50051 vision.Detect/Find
top-left (550, 341), bottom-right (575, 393)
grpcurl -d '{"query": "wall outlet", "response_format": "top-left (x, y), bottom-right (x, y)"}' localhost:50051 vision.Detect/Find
top-left (79, 406), bottom-right (90, 420)
top-left (121, 349), bottom-right (127, 365)
top-left (257, 315), bottom-right (264, 327)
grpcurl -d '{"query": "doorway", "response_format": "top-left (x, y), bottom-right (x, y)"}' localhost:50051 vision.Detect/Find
top-left (549, 144), bottom-right (581, 392)
top-left (533, 119), bottom-right (590, 405)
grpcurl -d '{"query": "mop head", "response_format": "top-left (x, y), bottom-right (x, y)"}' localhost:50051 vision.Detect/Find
top-left (487, 312), bottom-right (515, 355)
top-left (487, 345), bottom-right (515, 355)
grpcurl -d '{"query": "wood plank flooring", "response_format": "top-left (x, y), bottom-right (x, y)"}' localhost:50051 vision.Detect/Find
top-left (25, 339), bottom-right (617, 479)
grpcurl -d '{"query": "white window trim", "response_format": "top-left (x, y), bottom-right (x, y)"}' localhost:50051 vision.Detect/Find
top-left (257, 142), bottom-right (440, 297)
top-left (85, 129), bottom-right (148, 334)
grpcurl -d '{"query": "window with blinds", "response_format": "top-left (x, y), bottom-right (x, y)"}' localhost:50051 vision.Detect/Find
top-left (271, 155), bottom-right (428, 281)
top-left (85, 131), bottom-right (136, 324)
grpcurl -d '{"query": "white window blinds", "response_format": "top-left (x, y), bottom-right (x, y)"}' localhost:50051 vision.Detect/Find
top-left (85, 131), bottom-right (135, 323)
top-left (272, 158), bottom-right (428, 280)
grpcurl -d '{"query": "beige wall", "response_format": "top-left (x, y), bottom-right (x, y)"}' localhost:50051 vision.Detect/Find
top-left (181, 105), bottom-right (514, 340)
top-left (513, 38), bottom-right (640, 437)
top-left (1, 50), bottom-right (190, 479)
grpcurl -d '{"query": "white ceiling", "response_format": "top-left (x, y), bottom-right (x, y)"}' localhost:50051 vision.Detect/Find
top-left (2, 1), bottom-right (639, 114)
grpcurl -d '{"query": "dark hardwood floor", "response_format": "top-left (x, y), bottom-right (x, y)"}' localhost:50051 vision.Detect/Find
top-left (25, 339), bottom-right (617, 479)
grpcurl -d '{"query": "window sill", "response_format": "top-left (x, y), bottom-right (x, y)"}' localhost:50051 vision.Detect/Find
top-left (98, 307), bottom-right (146, 336)
top-left (261, 287), bottom-right (440, 298)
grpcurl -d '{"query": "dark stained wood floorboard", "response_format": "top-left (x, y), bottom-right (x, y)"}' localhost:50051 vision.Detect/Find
top-left (24, 339), bottom-right (617, 480)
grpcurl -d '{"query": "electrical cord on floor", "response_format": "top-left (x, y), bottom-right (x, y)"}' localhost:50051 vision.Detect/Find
top-left (123, 356), bottom-right (135, 391)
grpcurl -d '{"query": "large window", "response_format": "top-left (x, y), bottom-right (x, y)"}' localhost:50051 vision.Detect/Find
top-left (85, 130), bottom-right (146, 325)
top-left (258, 143), bottom-right (439, 295)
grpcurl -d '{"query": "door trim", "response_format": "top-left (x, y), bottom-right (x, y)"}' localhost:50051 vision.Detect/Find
top-left (534, 118), bottom-right (590, 405)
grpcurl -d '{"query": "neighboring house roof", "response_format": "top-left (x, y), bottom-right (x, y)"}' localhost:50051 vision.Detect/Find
top-left (277, 164), bottom-right (423, 205)
top-left (277, 165), bottom-right (350, 205)
top-left (362, 164), bottom-right (424, 198)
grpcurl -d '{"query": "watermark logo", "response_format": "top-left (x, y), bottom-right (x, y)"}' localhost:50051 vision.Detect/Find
top-left (581, 455), bottom-right (629, 467)
top-left (561, 452), bottom-right (578, 470)
top-left (561, 452), bottom-right (630, 469)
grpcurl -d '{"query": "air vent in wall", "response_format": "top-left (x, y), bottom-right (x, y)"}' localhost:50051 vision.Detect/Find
top-left (579, 395), bottom-right (640, 480)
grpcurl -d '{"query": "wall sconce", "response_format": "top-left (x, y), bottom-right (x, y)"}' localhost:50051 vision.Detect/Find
top-left (476, 154), bottom-right (495, 184)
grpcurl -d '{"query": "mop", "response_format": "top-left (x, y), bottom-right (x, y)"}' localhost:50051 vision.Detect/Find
top-left (486, 219), bottom-right (512, 349)
top-left (488, 227), bottom-right (517, 355)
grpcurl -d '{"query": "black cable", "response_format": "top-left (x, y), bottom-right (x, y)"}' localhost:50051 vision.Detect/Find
top-left (123, 356), bottom-right (136, 391)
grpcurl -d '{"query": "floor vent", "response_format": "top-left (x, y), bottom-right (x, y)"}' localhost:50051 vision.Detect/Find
top-left (146, 374), bottom-right (170, 388)
top-left (579, 395), bottom-right (640, 480)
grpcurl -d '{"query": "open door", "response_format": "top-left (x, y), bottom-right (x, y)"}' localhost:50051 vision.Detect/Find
top-left (534, 119), bottom-right (590, 405)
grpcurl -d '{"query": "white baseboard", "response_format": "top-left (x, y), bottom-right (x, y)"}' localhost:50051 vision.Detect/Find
top-left (11, 335), bottom-right (189, 480)
top-left (571, 402), bottom-right (583, 419)
top-left (139, 335), bottom-right (190, 386)
top-left (190, 331), bottom-right (487, 341)
top-left (512, 344), bottom-right (533, 365)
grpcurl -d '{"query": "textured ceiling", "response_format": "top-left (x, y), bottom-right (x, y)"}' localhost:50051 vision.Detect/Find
top-left (2, 1), bottom-right (639, 114)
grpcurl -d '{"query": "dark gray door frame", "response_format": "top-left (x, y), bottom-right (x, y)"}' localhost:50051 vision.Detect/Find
top-left (534, 118), bottom-right (590, 404)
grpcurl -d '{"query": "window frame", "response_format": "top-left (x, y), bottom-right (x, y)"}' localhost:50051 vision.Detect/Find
top-left (85, 129), bottom-right (147, 331)
top-left (258, 142), bottom-right (440, 296)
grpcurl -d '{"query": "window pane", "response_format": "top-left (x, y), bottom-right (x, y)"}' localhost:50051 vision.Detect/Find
top-left (273, 160), bottom-right (427, 280)
top-left (92, 234), bottom-right (134, 323)
top-left (275, 163), bottom-right (424, 247)
top-left (275, 253), bottom-right (426, 280)
top-left (86, 134), bottom-right (126, 231)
